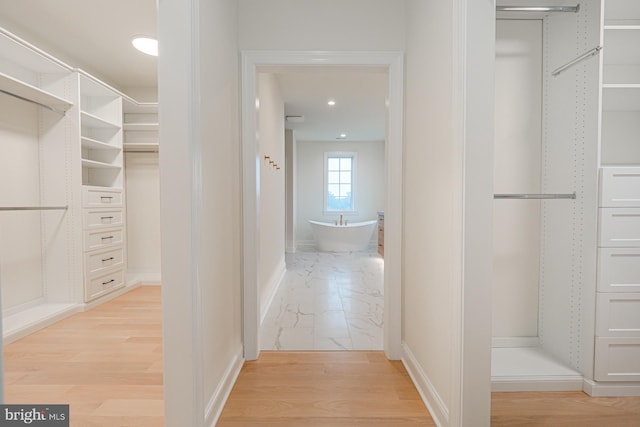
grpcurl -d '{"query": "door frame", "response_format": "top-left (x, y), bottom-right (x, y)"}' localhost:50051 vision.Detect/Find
top-left (241, 50), bottom-right (404, 360)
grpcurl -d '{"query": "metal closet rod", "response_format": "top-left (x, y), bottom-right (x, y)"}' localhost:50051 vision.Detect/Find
top-left (0, 89), bottom-right (65, 116)
top-left (496, 5), bottom-right (580, 13)
top-left (0, 206), bottom-right (68, 211)
top-left (552, 46), bottom-right (602, 77)
top-left (494, 193), bottom-right (576, 200)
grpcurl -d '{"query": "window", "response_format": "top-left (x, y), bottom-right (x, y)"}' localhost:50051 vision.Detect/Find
top-left (324, 152), bottom-right (356, 212)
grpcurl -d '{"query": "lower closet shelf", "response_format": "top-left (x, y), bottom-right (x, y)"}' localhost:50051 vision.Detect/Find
top-left (3, 303), bottom-right (80, 344)
top-left (491, 347), bottom-right (584, 392)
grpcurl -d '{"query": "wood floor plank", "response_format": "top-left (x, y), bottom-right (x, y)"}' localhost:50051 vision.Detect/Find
top-left (4, 286), bottom-right (164, 427)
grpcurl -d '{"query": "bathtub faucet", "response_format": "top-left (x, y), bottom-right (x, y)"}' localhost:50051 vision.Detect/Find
top-left (339, 213), bottom-right (343, 226)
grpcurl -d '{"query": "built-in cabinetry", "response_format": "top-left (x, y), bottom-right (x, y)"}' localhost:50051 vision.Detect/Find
top-left (0, 27), bottom-right (150, 341)
top-left (377, 212), bottom-right (384, 258)
top-left (592, 0), bottom-right (640, 388)
top-left (123, 98), bottom-right (159, 153)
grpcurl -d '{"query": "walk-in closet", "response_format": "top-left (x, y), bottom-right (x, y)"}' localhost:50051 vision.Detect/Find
top-left (0, 27), bottom-right (161, 344)
top-left (494, 0), bottom-right (640, 396)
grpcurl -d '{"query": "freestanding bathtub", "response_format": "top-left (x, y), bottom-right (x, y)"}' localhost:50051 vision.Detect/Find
top-left (308, 220), bottom-right (377, 252)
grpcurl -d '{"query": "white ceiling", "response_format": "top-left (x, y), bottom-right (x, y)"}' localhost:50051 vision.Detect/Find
top-left (0, 2), bottom-right (388, 141)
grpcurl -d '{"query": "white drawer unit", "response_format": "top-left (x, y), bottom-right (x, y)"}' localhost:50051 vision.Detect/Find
top-left (83, 208), bottom-right (124, 229)
top-left (599, 208), bottom-right (640, 248)
top-left (85, 268), bottom-right (125, 302)
top-left (596, 293), bottom-right (640, 337)
top-left (83, 227), bottom-right (124, 252)
top-left (598, 248), bottom-right (640, 292)
top-left (595, 337), bottom-right (640, 382)
top-left (82, 187), bottom-right (123, 208)
top-left (85, 247), bottom-right (124, 277)
top-left (600, 167), bottom-right (640, 208)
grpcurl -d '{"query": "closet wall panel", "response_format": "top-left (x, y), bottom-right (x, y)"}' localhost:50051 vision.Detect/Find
top-left (0, 95), bottom-right (44, 310)
top-left (493, 20), bottom-right (543, 338)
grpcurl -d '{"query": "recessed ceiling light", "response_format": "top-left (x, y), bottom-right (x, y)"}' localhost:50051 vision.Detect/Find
top-left (132, 37), bottom-right (158, 56)
top-left (337, 133), bottom-right (347, 140)
top-left (327, 100), bottom-right (336, 106)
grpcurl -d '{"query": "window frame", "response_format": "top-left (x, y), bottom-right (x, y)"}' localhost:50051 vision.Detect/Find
top-left (323, 151), bottom-right (357, 214)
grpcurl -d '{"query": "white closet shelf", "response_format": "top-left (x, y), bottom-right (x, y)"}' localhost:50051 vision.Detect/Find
top-left (603, 83), bottom-right (640, 89)
top-left (81, 136), bottom-right (121, 151)
top-left (81, 159), bottom-right (122, 170)
top-left (123, 122), bottom-right (159, 131)
top-left (0, 71), bottom-right (72, 112)
top-left (604, 24), bottom-right (640, 30)
top-left (81, 111), bottom-right (120, 129)
top-left (124, 142), bottom-right (159, 152)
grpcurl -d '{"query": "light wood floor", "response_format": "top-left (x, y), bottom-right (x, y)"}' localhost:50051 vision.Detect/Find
top-left (4, 286), bottom-right (163, 427)
top-left (218, 351), bottom-right (435, 426)
top-left (5, 286), bottom-right (640, 426)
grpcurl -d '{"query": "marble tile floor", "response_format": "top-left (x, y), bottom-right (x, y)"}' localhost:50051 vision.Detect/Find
top-left (260, 249), bottom-right (385, 351)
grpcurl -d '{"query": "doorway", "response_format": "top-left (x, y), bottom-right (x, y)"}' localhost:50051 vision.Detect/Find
top-left (241, 51), bottom-right (404, 361)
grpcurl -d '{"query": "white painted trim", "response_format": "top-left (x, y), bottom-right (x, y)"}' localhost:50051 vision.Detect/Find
top-left (492, 376), bottom-right (584, 392)
top-left (295, 240), bottom-right (316, 250)
top-left (583, 379), bottom-right (640, 397)
top-left (260, 258), bottom-right (286, 324)
top-left (3, 304), bottom-right (82, 344)
top-left (242, 50), bottom-right (404, 361)
top-left (126, 271), bottom-right (162, 286)
top-left (204, 347), bottom-right (244, 426)
top-left (491, 337), bottom-right (540, 348)
top-left (402, 343), bottom-right (449, 427)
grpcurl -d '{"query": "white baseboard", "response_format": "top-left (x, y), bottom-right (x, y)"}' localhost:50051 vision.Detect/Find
top-left (260, 258), bottom-right (286, 324)
top-left (402, 342), bottom-right (449, 427)
top-left (583, 379), bottom-right (640, 397)
top-left (3, 303), bottom-right (82, 344)
top-left (295, 240), bottom-right (316, 250)
top-left (205, 346), bottom-right (245, 426)
top-left (126, 271), bottom-right (162, 286)
top-left (491, 375), bottom-right (584, 392)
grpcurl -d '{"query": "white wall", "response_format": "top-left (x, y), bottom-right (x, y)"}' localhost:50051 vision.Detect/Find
top-left (404, 1), bottom-right (494, 425)
top-left (295, 140), bottom-right (385, 245)
top-left (238, 0), bottom-right (406, 50)
top-left (257, 73), bottom-right (286, 313)
top-left (0, 95), bottom-right (43, 310)
top-left (159, 0), bottom-right (242, 425)
top-left (493, 20), bottom-right (543, 338)
top-left (285, 129), bottom-right (296, 252)
top-left (124, 152), bottom-right (161, 281)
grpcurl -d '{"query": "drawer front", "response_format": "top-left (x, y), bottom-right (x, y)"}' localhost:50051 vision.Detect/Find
top-left (84, 227), bottom-right (124, 252)
top-left (83, 209), bottom-right (124, 229)
top-left (595, 337), bottom-right (640, 381)
top-left (85, 268), bottom-right (124, 302)
top-left (598, 248), bottom-right (640, 292)
top-left (83, 187), bottom-right (123, 207)
top-left (85, 247), bottom-right (124, 277)
top-left (600, 167), bottom-right (640, 208)
top-left (596, 293), bottom-right (640, 337)
top-left (599, 208), bottom-right (640, 247)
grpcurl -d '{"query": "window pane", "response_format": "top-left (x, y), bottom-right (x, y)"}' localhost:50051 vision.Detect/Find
top-left (340, 171), bottom-right (351, 184)
top-left (328, 171), bottom-right (340, 183)
top-left (328, 184), bottom-right (340, 197)
top-left (328, 158), bottom-right (340, 170)
top-left (340, 157), bottom-right (352, 170)
top-left (339, 184), bottom-right (351, 199)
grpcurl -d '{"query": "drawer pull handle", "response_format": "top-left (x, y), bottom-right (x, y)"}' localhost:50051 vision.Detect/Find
top-left (102, 279), bottom-right (115, 286)
top-left (101, 236), bottom-right (114, 241)
top-left (101, 257), bottom-right (114, 262)
top-left (101, 216), bottom-right (114, 220)
top-left (100, 196), bottom-right (113, 202)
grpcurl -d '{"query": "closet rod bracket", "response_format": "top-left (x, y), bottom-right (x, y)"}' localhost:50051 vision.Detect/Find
top-left (552, 46), bottom-right (602, 77)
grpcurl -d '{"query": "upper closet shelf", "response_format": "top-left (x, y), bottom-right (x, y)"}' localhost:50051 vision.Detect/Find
top-left (81, 136), bottom-right (121, 151)
top-left (123, 122), bottom-right (158, 131)
top-left (0, 71), bottom-right (72, 113)
top-left (604, 24), bottom-right (640, 30)
top-left (80, 111), bottom-right (120, 129)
